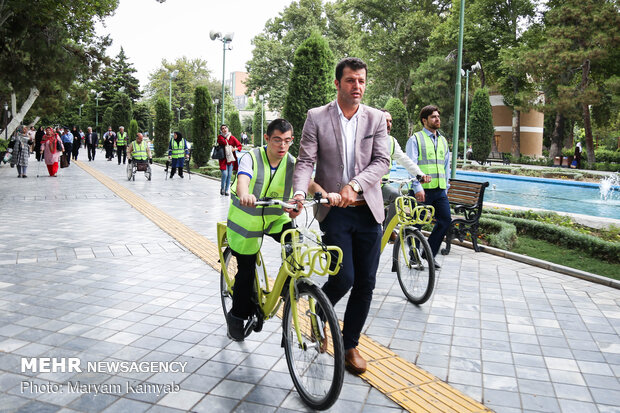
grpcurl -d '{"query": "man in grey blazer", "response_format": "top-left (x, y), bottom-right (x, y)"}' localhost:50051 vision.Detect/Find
top-left (293, 57), bottom-right (390, 374)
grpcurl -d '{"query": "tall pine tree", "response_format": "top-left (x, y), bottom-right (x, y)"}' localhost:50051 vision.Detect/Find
top-left (468, 88), bottom-right (494, 164)
top-left (111, 47), bottom-right (141, 103)
top-left (154, 98), bottom-right (170, 157)
top-left (191, 86), bottom-right (213, 167)
top-left (384, 98), bottom-right (409, 149)
top-left (282, 32), bottom-right (334, 156)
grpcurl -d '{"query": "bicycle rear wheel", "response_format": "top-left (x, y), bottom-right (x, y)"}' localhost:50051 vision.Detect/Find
top-left (393, 227), bottom-right (435, 305)
top-left (282, 282), bottom-right (344, 410)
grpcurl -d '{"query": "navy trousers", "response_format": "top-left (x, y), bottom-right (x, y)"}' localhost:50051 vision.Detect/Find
top-left (319, 205), bottom-right (382, 350)
top-left (414, 188), bottom-right (452, 257)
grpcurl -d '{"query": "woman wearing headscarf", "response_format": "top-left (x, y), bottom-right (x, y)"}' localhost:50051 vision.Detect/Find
top-left (12, 125), bottom-right (33, 178)
top-left (41, 127), bottom-right (64, 176)
top-left (217, 124), bottom-right (242, 195)
top-left (34, 126), bottom-right (45, 161)
top-left (71, 126), bottom-right (81, 160)
top-left (574, 142), bottom-right (582, 169)
top-left (167, 131), bottom-right (189, 178)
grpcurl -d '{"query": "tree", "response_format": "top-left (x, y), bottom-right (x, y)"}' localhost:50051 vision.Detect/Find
top-left (154, 98), bottom-right (170, 157)
top-left (282, 33), bottom-right (334, 156)
top-left (111, 93), bottom-right (132, 130)
top-left (246, 0), bottom-right (353, 110)
top-left (191, 86), bottom-right (214, 167)
top-left (0, 0), bottom-right (118, 136)
top-left (384, 98), bottom-right (408, 149)
top-left (110, 47), bottom-right (141, 103)
top-left (227, 110), bottom-right (242, 140)
top-left (102, 107), bottom-right (113, 132)
top-left (128, 119), bottom-right (138, 143)
top-left (252, 102), bottom-right (267, 146)
top-left (133, 103), bottom-right (151, 133)
top-left (518, 0), bottom-right (620, 162)
top-left (468, 88), bottom-right (494, 164)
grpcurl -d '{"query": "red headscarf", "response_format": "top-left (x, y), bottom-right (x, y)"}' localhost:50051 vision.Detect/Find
top-left (45, 127), bottom-right (57, 153)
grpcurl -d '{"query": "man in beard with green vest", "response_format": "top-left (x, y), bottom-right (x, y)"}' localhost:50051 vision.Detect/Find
top-left (405, 105), bottom-right (451, 269)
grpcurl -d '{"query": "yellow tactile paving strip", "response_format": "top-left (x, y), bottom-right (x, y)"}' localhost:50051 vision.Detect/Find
top-left (76, 160), bottom-right (493, 413)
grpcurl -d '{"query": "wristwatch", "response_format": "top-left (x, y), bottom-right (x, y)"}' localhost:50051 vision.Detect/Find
top-left (348, 180), bottom-right (362, 194)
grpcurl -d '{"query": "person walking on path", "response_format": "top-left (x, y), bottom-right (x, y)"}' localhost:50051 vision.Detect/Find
top-left (60, 126), bottom-right (73, 166)
top-left (34, 126), bottom-right (45, 162)
top-left (293, 57), bottom-right (390, 375)
top-left (71, 126), bottom-right (81, 160)
top-left (167, 131), bottom-right (189, 178)
top-left (12, 125), bottom-right (33, 178)
top-left (115, 126), bottom-right (128, 165)
top-left (574, 142), bottom-right (583, 169)
top-left (102, 126), bottom-right (116, 161)
top-left (42, 127), bottom-right (64, 177)
top-left (405, 105), bottom-right (451, 268)
top-left (217, 124), bottom-right (242, 196)
top-left (380, 110), bottom-right (429, 240)
top-left (85, 127), bottom-right (99, 161)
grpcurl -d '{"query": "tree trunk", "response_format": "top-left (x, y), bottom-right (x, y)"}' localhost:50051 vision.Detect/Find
top-left (580, 59), bottom-right (595, 164)
top-left (511, 109), bottom-right (520, 158)
top-left (0, 88), bottom-right (40, 138)
top-left (549, 111), bottom-right (565, 159)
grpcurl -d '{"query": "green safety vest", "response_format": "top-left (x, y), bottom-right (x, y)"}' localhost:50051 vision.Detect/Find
top-left (131, 140), bottom-right (147, 160)
top-left (116, 132), bottom-right (127, 146)
top-left (226, 147), bottom-right (296, 255)
top-left (414, 130), bottom-right (448, 190)
top-left (170, 139), bottom-right (186, 159)
top-left (381, 135), bottom-right (396, 183)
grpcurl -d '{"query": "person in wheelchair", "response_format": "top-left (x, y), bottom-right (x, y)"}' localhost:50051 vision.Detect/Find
top-left (127, 133), bottom-right (152, 166)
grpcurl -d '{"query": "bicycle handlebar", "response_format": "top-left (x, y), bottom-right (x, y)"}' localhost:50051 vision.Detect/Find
top-left (254, 193), bottom-right (329, 211)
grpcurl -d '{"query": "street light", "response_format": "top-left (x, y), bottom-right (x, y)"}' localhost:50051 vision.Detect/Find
top-left (177, 106), bottom-right (183, 124)
top-left (169, 70), bottom-right (179, 112)
top-left (3, 102), bottom-right (8, 141)
top-left (213, 99), bottom-right (219, 140)
top-left (209, 31), bottom-right (233, 126)
top-left (259, 93), bottom-right (269, 147)
top-left (92, 91), bottom-right (103, 133)
top-left (450, 0), bottom-right (466, 179)
top-left (461, 61), bottom-right (481, 165)
top-left (79, 104), bottom-right (84, 118)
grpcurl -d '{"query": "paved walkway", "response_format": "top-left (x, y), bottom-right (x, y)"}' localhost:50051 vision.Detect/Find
top-left (0, 151), bottom-right (619, 413)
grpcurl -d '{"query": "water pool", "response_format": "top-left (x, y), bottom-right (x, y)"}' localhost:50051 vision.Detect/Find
top-left (390, 167), bottom-right (620, 220)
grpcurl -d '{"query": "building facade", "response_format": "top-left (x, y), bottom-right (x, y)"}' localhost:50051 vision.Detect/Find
top-left (490, 93), bottom-right (544, 157)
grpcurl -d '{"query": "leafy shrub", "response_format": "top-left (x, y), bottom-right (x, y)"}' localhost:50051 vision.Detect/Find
top-left (487, 166), bottom-right (521, 174)
top-left (479, 217), bottom-right (517, 250)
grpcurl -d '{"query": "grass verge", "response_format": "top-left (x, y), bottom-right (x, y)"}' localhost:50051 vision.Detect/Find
top-left (510, 235), bottom-right (620, 280)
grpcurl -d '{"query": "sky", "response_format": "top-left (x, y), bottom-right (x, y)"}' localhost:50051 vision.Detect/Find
top-left (96, 0), bottom-right (296, 90)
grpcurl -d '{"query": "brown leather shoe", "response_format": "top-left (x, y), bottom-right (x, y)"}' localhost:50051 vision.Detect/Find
top-left (345, 348), bottom-right (367, 374)
top-left (388, 231), bottom-right (398, 244)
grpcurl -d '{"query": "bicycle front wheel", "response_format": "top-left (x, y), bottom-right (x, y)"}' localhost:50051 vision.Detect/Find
top-left (220, 247), bottom-right (237, 318)
top-left (282, 282), bottom-right (344, 410)
top-left (394, 227), bottom-right (435, 305)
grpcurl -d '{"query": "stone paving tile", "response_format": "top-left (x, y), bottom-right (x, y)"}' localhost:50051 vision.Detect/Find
top-left (2, 155), bottom-right (620, 413)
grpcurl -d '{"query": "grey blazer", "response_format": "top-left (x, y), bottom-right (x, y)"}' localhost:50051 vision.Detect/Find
top-left (293, 100), bottom-right (390, 223)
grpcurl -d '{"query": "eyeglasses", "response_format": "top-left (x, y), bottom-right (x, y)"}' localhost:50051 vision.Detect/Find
top-left (270, 137), bottom-right (293, 145)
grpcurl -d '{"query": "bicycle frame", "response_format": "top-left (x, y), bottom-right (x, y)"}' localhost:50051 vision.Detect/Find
top-left (217, 221), bottom-right (343, 345)
top-left (380, 195), bottom-right (435, 253)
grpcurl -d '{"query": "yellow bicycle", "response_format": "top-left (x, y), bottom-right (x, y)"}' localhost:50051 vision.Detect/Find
top-left (381, 178), bottom-right (436, 304)
top-left (217, 195), bottom-right (344, 410)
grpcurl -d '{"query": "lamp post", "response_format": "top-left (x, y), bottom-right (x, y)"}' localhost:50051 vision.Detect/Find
top-left (177, 106), bottom-right (183, 124)
top-left (169, 70), bottom-right (179, 112)
top-left (461, 61), bottom-right (481, 165)
top-left (3, 102), bottom-right (8, 141)
top-left (259, 93), bottom-right (269, 147)
top-left (450, 0), bottom-right (466, 179)
top-left (79, 104), bottom-right (84, 118)
top-left (209, 31), bottom-right (234, 126)
top-left (93, 91), bottom-right (102, 134)
top-left (213, 99), bottom-right (219, 141)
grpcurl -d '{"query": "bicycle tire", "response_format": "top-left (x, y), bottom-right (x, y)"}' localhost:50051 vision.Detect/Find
top-left (393, 227), bottom-right (435, 305)
top-left (282, 282), bottom-right (344, 410)
top-left (220, 247), bottom-right (236, 318)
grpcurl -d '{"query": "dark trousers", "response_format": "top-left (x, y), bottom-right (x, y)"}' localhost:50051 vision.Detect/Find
top-left (413, 188), bottom-right (452, 257)
top-left (62, 142), bottom-right (72, 165)
top-left (230, 222), bottom-right (293, 319)
top-left (87, 144), bottom-right (96, 161)
top-left (319, 205), bottom-right (381, 350)
top-left (117, 145), bottom-right (126, 164)
top-left (170, 167), bottom-right (184, 178)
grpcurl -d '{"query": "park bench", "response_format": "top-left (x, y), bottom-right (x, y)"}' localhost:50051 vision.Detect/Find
top-left (440, 179), bottom-right (490, 255)
top-left (485, 152), bottom-right (510, 165)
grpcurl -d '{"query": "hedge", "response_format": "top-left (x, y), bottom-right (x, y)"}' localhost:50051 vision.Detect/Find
top-left (483, 212), bottom-right (620, 263)
top-left (479, 217), bottom-right (517, 250)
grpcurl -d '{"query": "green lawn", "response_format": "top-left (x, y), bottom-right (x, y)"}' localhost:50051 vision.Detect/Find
top-left (510, 235), bottom-right (620, 280)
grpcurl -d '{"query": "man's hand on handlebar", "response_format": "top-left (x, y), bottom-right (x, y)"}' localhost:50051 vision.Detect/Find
top-left (239, 193), bottom-right (257, 207)
top-left (419, 174), bottom-right (431, 184)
